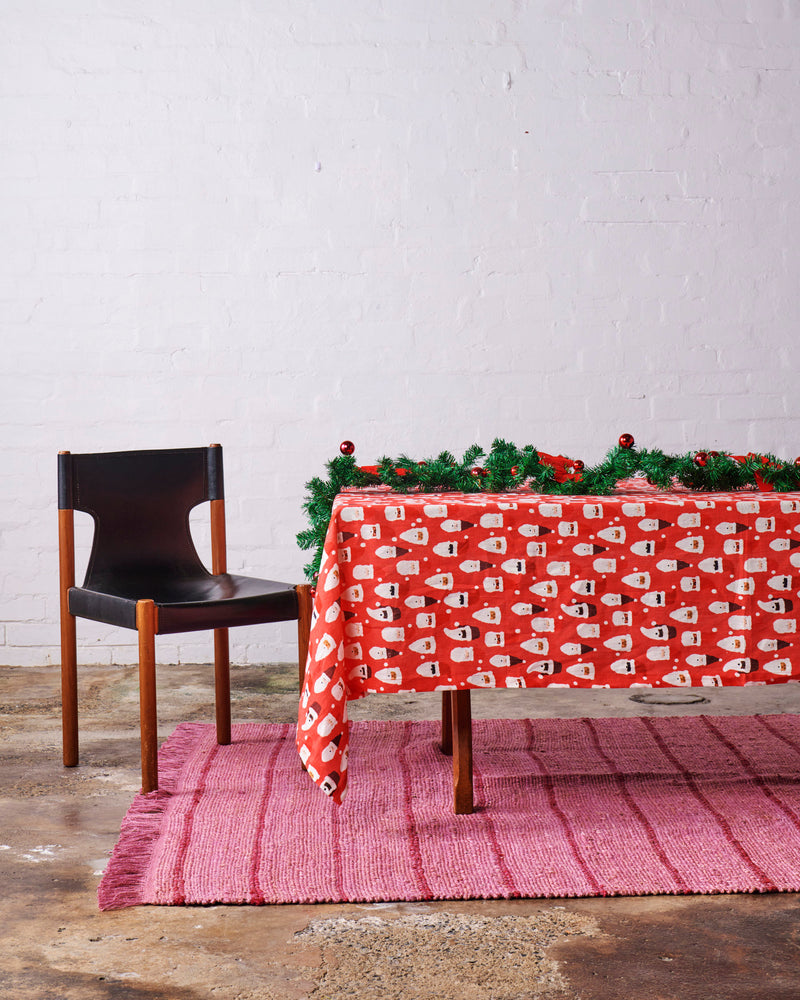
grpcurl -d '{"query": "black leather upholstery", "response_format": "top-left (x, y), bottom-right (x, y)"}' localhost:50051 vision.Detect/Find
top-left (59, 447), bottom-right (299, 634)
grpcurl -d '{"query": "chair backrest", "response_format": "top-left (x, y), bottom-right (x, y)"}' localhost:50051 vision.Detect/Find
top-left (58, 447), bottom-right (224, 590)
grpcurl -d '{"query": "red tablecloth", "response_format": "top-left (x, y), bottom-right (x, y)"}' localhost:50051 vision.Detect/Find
top-left (297, 482), bottom-right (800, 802)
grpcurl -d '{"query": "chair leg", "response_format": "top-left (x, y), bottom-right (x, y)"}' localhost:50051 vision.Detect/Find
top-left (451, 690), bottom-right (474, 815)
top-left (296, 583), bottom-right (313, 689)
top-left (136, 600), bottom-right (158, 793)
top-left (58, 505), bottom-right (79, 767)
top-left (214, 627), bottom-right (231, 746)
top-left (60, 612), bottom-right (78, 767)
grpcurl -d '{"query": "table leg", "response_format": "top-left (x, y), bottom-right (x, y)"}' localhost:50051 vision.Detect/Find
top-left (451, 690), bottom-right (474, 815)
top-left (440, 691), bottom-right (453, 755)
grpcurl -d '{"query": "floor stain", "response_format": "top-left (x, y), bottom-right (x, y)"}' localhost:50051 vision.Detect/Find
top-left (297, 909), bottom-right (598, 999)
top-left (554, 894), bottom-right (800, 1000)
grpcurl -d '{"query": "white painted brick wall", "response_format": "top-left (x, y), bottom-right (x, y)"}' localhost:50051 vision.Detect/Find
top-left (2, 0), bottom-right (799, 666)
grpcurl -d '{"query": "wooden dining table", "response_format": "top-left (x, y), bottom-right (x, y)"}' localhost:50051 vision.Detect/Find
top-left (297, 479), bottom-right (800, 812)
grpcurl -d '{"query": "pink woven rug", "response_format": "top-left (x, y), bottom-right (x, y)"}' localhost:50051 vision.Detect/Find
top-left (98, 715), bottom-right (800, 909)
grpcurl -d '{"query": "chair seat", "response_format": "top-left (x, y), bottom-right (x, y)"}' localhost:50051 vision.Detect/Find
top-left (68, 572), bottom-right (299, 634)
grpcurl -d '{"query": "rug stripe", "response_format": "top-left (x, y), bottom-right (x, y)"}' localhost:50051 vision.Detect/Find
top-left (523, 719), bottom-right (605, 896)
top-left (684, 715), bottom-right (800, 885)
top-left (264, 731), bottom-right (338, 903)
top-left (699, 715), bottom-right (800, 874)
top-left (397, 725), bottom-right (514, 900)
top-left (248, 723), bottom-right (291, 904)
top-left (755, 714), bottom-right (800, 757)
top-left (337, 720), bottom-right (437, 903)
top-left (580, 717), bottom-right (690, 893)
top-left (472, 759), bottom-right (520, 897)
top-left (641, 716), bottom-right (777, 892)
top-left (400, 720), bottom-right (434, 899)
top-left (401, 725), bottom-right (525, 899)
top-left (172, 738), bottom-right (223, 905)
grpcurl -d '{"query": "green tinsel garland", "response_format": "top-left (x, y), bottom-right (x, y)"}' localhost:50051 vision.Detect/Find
top-left (297, 438), bottom-right (800, 581)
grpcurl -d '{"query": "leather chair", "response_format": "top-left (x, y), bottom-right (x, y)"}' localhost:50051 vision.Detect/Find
top-left (58, 444), bottom-right (312, 792)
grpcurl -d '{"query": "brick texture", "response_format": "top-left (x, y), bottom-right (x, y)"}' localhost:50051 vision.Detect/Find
top-left (2, 1), bottom-right (799, 665)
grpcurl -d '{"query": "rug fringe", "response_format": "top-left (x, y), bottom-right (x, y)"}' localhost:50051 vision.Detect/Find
top-left (97, 723), bottom-right (205, 910)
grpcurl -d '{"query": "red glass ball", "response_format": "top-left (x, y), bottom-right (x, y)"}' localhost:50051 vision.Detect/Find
top-left (795, 457), bottom-right (800, 466)
top-left (694, 451), bottom-right (708, 467)
top-left (339, 440), bottom-right (355, 456)
top-left (573, 459), bottom-right (585, 471)
top-left (619, 433), bottom-right (635, 449)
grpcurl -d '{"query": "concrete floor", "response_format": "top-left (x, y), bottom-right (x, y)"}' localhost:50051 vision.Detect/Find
top-left (3, 661), bottom-right (800, 999)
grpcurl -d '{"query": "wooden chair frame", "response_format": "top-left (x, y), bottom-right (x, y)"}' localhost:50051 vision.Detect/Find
top-left (59, 445), bottom-right (313, 793)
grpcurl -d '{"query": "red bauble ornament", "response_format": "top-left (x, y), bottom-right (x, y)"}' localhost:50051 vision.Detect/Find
top-left (339, 440), bottom-right (355, 456)
top-left (619, 433), bottom-right (634, 449)
top-left (795, 457), bottom-right (800, 467)
top-left (573, 459), bottom-right (585, 471)
top-left (694, 451), bottom-right (708, 467)
top-left (510, 466), bottom-right (519, 476)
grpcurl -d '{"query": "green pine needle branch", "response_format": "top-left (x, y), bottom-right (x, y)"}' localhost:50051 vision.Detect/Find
top-left (297, 439), bottom-right (800, 581)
